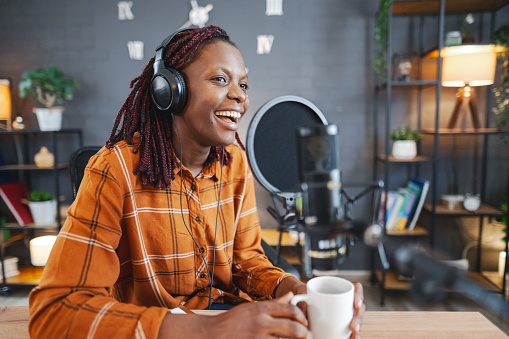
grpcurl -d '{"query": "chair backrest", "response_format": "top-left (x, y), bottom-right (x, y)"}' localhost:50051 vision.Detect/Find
top-left (69, 146), bottom-right (102, 200)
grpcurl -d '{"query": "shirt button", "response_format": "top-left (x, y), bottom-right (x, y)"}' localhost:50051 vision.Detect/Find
top-left (191, 185), bottom-right (196, 191)
top-left (200, 273), bottom-right (206, 278)
top-left (199, 247), bottom-right (205, 253)
top-left (195, 216), bottom-right (201, 222)
top-left (199, 288), bottom-right (205, 293)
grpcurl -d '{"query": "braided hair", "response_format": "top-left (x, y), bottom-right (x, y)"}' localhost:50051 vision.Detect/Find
top-left (106, 25), bottom-right (245, 189)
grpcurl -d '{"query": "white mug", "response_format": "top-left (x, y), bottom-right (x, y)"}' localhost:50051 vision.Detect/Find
top-left (291, 276), bottom-right (354, 339)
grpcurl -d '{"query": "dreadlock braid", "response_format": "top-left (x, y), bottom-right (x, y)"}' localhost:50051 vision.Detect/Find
top-left (106, 25), bottom-right (242, 189)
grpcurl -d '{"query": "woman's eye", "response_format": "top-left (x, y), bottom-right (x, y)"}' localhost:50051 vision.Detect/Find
top-left (213, 77), bottom-right (227, 83)
top-left (240, 83), bottom-right (249, 91)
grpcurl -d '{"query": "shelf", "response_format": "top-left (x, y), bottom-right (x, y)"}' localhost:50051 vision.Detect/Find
top-left (0, 128), bottom-right (82, 136)
top-left (1, 223), bottom-right (59, 230)
top-left (2, 266), bottom-right (44, 286)
top-left (0, 163), bottom-right (68, 171)
top-left (422, 128), bottom-right (499, 135)
top-left (386, 224), bottom-right (429, 236)
top-left (377, 80), bottom-right (438, 89)
top-left (423, 202), bottom-right (504, 217)
top-left (375, 270), bottom-right (507, 295)
top-left (392, 0), bottom-right (509, 16)
top-left (377, 154), bottom-right (431, 163)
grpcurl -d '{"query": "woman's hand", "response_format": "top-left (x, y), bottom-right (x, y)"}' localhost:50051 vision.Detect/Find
top-left (158, 292), bottom-right (308, 339)
top-left (349, 282), bottom-right (365, 339)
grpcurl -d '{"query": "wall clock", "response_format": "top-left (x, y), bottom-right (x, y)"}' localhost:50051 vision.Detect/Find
top-left (256, 0), bottom-right (283, 55)
top-left (180, 0), bottom-right (214, 29)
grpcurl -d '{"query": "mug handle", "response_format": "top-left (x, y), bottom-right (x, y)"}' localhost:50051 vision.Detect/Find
top-left (290, 294), bottom-right (309, 306)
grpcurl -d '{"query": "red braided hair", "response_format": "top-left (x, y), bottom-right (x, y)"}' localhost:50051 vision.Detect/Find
top-left (106, 25), bottom-right (245, 189)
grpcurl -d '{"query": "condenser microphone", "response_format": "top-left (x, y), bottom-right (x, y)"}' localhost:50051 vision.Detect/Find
top-left (297, 124), bottom-right (348, 272)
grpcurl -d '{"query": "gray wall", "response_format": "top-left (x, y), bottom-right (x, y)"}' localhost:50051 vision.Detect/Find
top-left (1, 0), bottom-right (508, 270)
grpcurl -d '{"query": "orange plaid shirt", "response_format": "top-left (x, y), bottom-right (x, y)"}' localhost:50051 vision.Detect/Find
top-left (29, 139), bottom-right (292, 338)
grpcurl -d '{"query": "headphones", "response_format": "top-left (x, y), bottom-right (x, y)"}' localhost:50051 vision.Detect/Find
top-left (150, 28), bottom-right (193, 113)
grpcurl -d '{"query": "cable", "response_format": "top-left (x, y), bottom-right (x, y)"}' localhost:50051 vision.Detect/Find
top-left (171, 113), bottom-right (219, 309)
top-left (210, 147), bottom-right (224, 308)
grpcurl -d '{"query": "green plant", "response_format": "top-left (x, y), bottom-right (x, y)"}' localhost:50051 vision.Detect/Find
top-left (390, 125), bottom-right (422, 141)
top-left (19, 65), bottom-right (80, 108)
top-left (374, 0), bottom-right (394, 84)
top-left (28, 190), bottom-right (54, 202)
top-left (501, 195), bottom-right (507, 242)
top-left (491, 24), bottom-right (509, 137)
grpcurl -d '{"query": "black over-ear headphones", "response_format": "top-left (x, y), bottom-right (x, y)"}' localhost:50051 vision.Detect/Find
top-left (150, 28), bottom-right (193, 113)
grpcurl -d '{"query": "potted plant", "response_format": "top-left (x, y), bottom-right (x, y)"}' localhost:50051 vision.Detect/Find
top-left (23, 190), bottom-right (57, 225)
top-left (18, 65), bottom-right (79, 131)
top-left (390, 125), bottom-right (422, 159)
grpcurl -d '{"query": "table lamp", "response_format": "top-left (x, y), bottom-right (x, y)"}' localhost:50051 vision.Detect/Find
top-left (441, 45), bottom-right (497, 129)
top-left (0, 79), bottom-right (12, 130)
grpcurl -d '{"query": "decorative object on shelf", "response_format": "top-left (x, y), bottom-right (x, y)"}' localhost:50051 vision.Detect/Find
top-left (460, 13), bottom-right (476, 44)
top-left (463, 193), bottom-right (481, 211)
top-left (0, 79), bottom-right (12, 130)
top-left (374, 0), bottom-right (394, 84)
top-left (441, 45), bottom-right (497, 129)
top-left (491, 24), bottom-right (509, 136)
top-left (12, 115), bottom-right (25, 130)
top-left (392, 53), bottom-right (418, 82)
top-left (445, 31), bottom-right (462, 47)
top-left (440, 194), bottom-right (464, 210)
top-left (0, 256), bottom-right (20, 279)
top-left (18, 65), bottom-right (80, 131)
top-left (389, 125), bottom-right (421, 159)
top-left (34, 146), bottom-right (55, 168)
top-left (25, 190), bottom-right (56, 225)
top-left (29, 235), bottom-right (57, 266)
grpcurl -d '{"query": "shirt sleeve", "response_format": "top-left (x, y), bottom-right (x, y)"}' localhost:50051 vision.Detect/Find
top-left (230, 155), bottom-right (296, 300)
top-left (28, 152), bottom-right (168, 339)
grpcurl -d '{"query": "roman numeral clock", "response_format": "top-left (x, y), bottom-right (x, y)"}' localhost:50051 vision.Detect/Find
top-left (117, 0), bottom-right (284, 61)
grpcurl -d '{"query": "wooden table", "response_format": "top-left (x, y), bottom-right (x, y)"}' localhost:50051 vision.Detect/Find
top-left (2, 306), bottom-right (507, 338)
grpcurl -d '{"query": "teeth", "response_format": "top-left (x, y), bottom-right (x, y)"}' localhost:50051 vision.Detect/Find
top-left (215, 111), bottom-right (241, 119)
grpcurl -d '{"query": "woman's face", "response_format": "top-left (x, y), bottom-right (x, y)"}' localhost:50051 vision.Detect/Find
top-left (178, 40), bottom-right (249, 148)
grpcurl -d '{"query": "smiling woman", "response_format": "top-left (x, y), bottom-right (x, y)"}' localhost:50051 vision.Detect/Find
top-left (27, 25), bottom-right (365, 339)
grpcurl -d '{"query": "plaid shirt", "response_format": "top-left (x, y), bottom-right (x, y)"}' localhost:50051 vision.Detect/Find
top-left (29, 139), bottom-right (291, 338)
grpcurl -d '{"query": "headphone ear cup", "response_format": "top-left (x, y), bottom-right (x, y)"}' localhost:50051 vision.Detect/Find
top-left (170, 68), bottom-right (187, 114)
top-left (150, 67), bottom-right (188, 113)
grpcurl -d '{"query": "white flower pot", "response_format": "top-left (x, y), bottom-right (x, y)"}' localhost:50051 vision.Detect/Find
top-left (28, 200), bottom-right (57, 225)
top-left (30, 235), bottom-right (57, 266)
top-left (392, 140), bottom-right (417, 159)
top-left (33, 107), bottom-right (64, 131)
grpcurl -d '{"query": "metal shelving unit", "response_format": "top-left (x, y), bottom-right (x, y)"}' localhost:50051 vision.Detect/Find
top-left (0, 129), bottom-right (82, 292)
top-left (372, 0), bottom-right (509, 305)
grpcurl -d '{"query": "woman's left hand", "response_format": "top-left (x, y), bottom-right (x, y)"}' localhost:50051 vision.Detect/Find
top-left (349, 282), bottom-right (365, 339)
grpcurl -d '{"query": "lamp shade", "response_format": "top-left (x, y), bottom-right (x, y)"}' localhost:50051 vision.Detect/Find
top-left (0, 79), bottom-right (12, 119)
top-left (441, 45), bottom-right (497, 87)
top-left (30, 235), bottom-right (57, 266)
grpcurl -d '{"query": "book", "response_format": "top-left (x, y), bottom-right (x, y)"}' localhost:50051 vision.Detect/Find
top-left (386, 191), bottom-right (405, 230)
top-left (0, 181), bottom-right (33, 226)
top-left (0, 256), bottom-right (20, 280)
top-left (405, 178), bottom-right (430, 230)
top-left (395, 188), bottom-right (417, 231)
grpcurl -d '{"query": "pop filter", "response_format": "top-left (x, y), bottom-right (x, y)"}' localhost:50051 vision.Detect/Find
top-left (246, 96), bottom-right (328, 200)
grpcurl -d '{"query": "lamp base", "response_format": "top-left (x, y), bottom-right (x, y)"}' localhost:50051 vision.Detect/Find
top-left (447, 86), bottom-right (481, 129)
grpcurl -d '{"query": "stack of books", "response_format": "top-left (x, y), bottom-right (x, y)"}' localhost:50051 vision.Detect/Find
top-left (378, 177), bottom-right (430, 231)
top-left (0, 256), bottom-right (20, 280)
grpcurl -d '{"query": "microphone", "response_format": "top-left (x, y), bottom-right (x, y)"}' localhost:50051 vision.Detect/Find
top-left (297, 124), bottom-right (350, 274)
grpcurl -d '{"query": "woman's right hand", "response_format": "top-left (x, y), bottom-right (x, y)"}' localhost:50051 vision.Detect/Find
top-left (213, 292), bottom-right (309, 338)
top-left (158, 292), bottom-right (308, 339)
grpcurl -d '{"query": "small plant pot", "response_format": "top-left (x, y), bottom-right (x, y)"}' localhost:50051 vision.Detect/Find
top-left (33, 107), bottom-right (64, 131)
top-left (392, 140), bottom-right (417, 159)
top-left (28, 200), bottom-right (57, 225)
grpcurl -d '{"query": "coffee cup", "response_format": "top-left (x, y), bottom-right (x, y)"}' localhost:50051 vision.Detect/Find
top-left (291, 276), bottom-right (354, 339)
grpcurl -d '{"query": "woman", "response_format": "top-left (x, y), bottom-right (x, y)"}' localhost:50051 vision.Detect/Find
top-left (29, 25), bottom-right (364, 338)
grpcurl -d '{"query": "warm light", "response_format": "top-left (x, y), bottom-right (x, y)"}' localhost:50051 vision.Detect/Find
top-left (30, 235), bottom-right (57, 266)
top-left (0, 79), bottom-right (12, 121)
top-left (441, 45), bottom-right (497, 87)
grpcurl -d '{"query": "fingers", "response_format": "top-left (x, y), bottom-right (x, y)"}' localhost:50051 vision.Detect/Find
top-left (350, 282), bottom-right (365, 339)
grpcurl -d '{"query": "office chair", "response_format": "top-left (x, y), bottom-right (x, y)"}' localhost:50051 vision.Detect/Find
top-left (68, 146), bottom-right (300, 279)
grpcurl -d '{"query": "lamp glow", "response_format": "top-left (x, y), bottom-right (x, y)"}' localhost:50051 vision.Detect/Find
top-left (442, 45), bottom-right (497, 87)
top-left (440, 45), bottom-right (497, 129)
top-left (0, 79), bottom-right (12, 130)
top-left (30, 235), bottom-right (57, 267)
